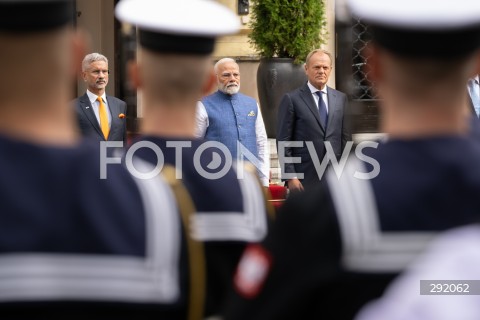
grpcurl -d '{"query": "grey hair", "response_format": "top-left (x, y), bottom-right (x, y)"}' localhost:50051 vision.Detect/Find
top-left (82, 53), bottom-right (108, 71)
top-left (214, 57), bottom-right (237, 74)
top-left (305, 49), bottom-right (333, 66)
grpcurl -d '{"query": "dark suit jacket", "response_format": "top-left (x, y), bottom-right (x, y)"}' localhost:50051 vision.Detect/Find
top-left (277, 82), bottom-right (351, 189)
top-left (73, 93), bottom-right (127, 143)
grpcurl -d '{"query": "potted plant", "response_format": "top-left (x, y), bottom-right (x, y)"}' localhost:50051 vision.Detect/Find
top-left (249, 0), bottom-right (327, 137)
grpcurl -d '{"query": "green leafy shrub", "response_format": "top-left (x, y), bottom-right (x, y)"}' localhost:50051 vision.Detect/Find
top-left (249, 0), bottom-right (327, 64)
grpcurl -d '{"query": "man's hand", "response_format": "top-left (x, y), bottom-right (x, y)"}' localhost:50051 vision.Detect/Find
top-left (287, 178), bottom-right (304, 193)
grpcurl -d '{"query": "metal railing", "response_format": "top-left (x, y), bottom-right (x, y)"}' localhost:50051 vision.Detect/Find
top-left (352, 18), bottom-right (379, 101)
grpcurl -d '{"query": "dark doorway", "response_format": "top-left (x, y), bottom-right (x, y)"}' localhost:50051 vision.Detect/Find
top-left (336, 17), bottom-right (380, 133)
top-left (114, 0), bottom-right (139, 140)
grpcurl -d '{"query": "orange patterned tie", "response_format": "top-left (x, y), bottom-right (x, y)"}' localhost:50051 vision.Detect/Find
top-left (97, 96), bottom-right (110, 139)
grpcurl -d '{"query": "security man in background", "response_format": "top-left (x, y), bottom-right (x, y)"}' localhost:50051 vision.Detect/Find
top-left (222, 0), bottom-right (480, 319)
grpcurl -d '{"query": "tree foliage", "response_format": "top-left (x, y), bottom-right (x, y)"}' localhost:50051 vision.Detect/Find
top-left (249, 0), bottom-right (327, 64)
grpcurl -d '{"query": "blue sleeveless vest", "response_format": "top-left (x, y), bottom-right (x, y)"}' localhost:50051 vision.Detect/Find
top-left (202, 91), bottom-right (258, 159)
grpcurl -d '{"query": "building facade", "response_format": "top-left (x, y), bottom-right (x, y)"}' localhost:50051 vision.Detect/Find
top-left (74, 0), bottom-right (380, 182)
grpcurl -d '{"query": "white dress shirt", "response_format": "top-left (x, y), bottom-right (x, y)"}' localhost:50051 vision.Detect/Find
top-left (307, 81), bottom-right (329, 113)
top-left (86, 89), bottom-right (112, 127)
top-left (196, 100), bottom-right (270, 187)
top-left (468, 75), bottom-right (480, 117)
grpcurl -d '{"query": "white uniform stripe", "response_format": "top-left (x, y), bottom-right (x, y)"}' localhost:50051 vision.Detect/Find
top-left (132, 159), bottom-right (181, 300)
top-left (327, 157), bottom-right (436, 272)
top-left (348, 159), bottom-right (381, 252)
top-left (327, 159), bottom-right (361, 254)
top-left (0, 159), bottom-right (181, 303)
top-left (190, 167), bottom-right (268, 242)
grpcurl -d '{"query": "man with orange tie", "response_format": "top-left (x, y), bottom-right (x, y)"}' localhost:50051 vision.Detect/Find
top-left (73, 53), bottom-right (127, 143)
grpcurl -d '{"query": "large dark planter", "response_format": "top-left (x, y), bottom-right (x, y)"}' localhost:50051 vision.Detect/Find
top-left (257, 58), bottom-right (307, 138)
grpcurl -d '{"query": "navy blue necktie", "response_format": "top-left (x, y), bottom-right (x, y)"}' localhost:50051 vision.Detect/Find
top-left (316, 91), bottom-right (328, 128)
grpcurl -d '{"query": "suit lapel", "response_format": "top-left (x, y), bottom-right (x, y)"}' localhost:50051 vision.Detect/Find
top-left (326, 87), bottom-right (339, 135)
top-left (299, 83), bottom-right (325, 132)
top-left (106, 96), bottom-right (118, 141)
top-left (79, 93), bottom-right (104, 138)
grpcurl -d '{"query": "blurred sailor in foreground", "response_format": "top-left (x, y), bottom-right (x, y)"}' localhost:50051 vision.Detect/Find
top-left (355, 224), bottom-right (480, 320)
top-left (222, 0), bottom-right (480, 319)
top-left (0, 0), bottom-right (184, 318)
top-left (115, 0), bottom-right (271, 319)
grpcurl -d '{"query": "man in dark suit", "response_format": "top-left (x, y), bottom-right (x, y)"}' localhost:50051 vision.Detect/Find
top-left (277, 49), bottom-right (351, 191)
top-left (73, 53), bottom-right (127, 143)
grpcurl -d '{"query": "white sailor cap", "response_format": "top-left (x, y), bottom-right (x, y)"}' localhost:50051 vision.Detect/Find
top-left (115, 0), bottom-right (240, 55)
top-left (0, 0), bottom-right (74, 32)
top-left (347, 0), bottom-right (480, 58)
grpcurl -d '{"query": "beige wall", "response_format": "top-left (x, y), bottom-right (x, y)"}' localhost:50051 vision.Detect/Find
top-left (214, 0), bottom-right (257, 58)
top-left (75, 0), bottom-right (116, 97)
top-left (325, 0), bottom-right (336, 88)
top-left (238, 61), bottom-right (260, 101)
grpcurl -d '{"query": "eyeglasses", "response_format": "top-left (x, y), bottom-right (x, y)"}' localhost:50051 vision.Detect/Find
top-left (219, 72), bottom-right (240, 79)
top-left (90, 69), bottom-right (110, 75)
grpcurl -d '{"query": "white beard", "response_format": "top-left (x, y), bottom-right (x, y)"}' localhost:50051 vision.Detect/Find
top-left (220, 83), bottom-right (240, 95)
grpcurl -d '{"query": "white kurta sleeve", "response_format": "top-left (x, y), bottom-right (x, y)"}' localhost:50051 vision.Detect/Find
top-left (195, 101), bottom-right (208, 138)
top-left (255, 104), bottom-right (270, 187)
